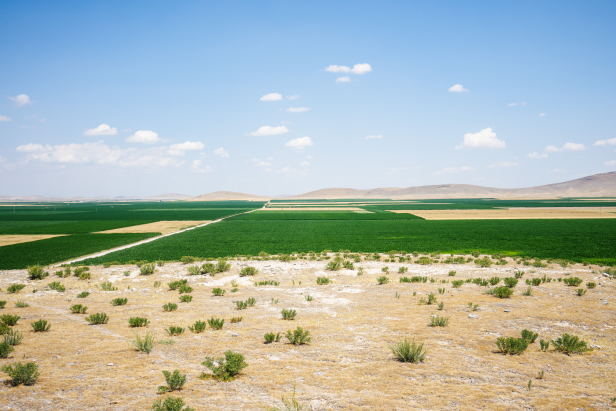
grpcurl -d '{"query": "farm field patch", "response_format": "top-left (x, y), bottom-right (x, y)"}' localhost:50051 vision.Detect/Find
top-left (391, 207), bottom-right (616, 220)
top-left (0, 234), bottom-right (67, 247)
top-left (0, 258), bottom-right (613, 410)
top-left (96, 220), bottom-right (209, 235)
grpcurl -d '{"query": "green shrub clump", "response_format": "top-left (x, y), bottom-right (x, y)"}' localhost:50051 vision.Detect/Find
top-left (140, 263), bottom-right (156, 275)
top-left (129, 331), bottom-right (156, 353)
top-left (281, 308), bottom-right (297, 320)
top-left (151, 396), bottom-right (194, 411)
top-left (208, 317), bottom-right (224, 330)
top-left (158, 370), bottom-right (186, 392)
top-left (129, 317), bottom-right (149, 327)
top-left (503, 277), bottom-right (518, 288)
top-left (168, 280), bottom-right (188, 290)
top-left (1, 362), bottom-right (39, 386)
top-left (429, 315), bottom-right (449, 327)
top-left (163, 303), bottom-right (178, 312)
top-left (111, 298), bottom-right (128, 306)
top-left (551, 333), bottom-right (592, 355)
top-left (31, 319), bottom-right (51, 332)
top-left (492, 286), bottom-right (513, 298)
top-left (240, 266), bottom-right (258, 276)
top-left (1, 315), bottom-right (20, 326)
top-left (377, 276), bottom-right (390, 285)
top-left (564, 277), bottom-right (583, 287)
top-left (77, 291), bottom-right (90, 298)
top-left (165, 326), bottom-right (184, 336)
top-left (495, 337), bottom-right (529, 355)
top-left (7, 284), bottom-right (26, 294)
top-left (521, 329), bottom-right (538, 343)
top-left (316, 277), bottom-right (332, 285)
top-left (212, 288), bottom-right (226, 296)
top-left (86, 313), bottom-right (109, 325)
top-left (389, 337), bottom-right (426, 363)
top-left (201, 350), bottom-right (248, 381)
top-left (188, 320), bottom-right (207, 333)
top-left (27, 266), bottom-right (49, 280)
top-left (264, 332), bottom-right (282, 344)
top-left (286, 326), bottom-right (311, 345)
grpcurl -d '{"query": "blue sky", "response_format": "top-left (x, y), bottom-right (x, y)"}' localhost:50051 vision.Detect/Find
top-left (1, 0), bottom-right (615, 197)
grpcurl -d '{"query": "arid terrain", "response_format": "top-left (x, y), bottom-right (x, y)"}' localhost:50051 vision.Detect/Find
top-left (0, 256), bottom-right (614, 410)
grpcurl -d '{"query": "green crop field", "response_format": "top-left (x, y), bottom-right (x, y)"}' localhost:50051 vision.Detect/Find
top-left (0, 233), bottom-right (158, 269)
top-left (81, 219), bottom-right (616, 266)
top-left (229, 210), bottom-right (423, 220)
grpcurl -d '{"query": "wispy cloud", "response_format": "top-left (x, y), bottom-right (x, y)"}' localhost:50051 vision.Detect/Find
top-left (595, 137), bottom-right (616, 146)
top-left (286, 107), bottom-right (309, 113)
top-left (605, 160), bottom-right (616, 166)
top-left (0, 115), bottom-right (11, 122)
top-left (8, 94), bottom-right (32, 107)
top-left (325, 63), bottom-right (372, 74)
top-left (260, 93), bottom-right (282, 101)
top-left (84, 124), bottom-right (118, 136)
top-left (285, 137), bottom-right (313, 149)
top-left (191, 160), bottom-right (211, 173)
top-left (286, 95), bottom-right (299, 100)
top-left (526, 152), bottom-right (548, 159)
top-left (213, 147), bottom-right (229, 158)
top-left (125, 130), bottom-right (162, 144)
top-left (248, 125), bottom-right (289, 136)
top-left (335, 76), bottom-right (351, 83)
top-left (507, 102), bottom-right (526, 107)
top-left (170, 141), bottom-right (204, 151)
top-left (301, 161), bottom-right (310, 166)
top-left (253, 158), bottom-right (271, 167)
top-left (539, 113), bottom-right (546, 117)
top-left (456, 128), bottom-right (505, 149)
top-left (435, 166), bottom-right (475, 175)
top-left (448, 84), bottom-right (469, 92)
top-left (365, 135), bottom-right (383, 139)
top-left (545, 143), bottom-right (585, 152)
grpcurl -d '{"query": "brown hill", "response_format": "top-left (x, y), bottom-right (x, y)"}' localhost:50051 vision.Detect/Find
top-left (187, 191), bottom-right (271, 201)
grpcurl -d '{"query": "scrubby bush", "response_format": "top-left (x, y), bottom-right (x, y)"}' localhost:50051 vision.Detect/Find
top-left (129, 317), bottom-right (149, 327)
top-left (180, 256), bottom-right (198, 264)
top-left (111, 298), bottom-right (128, 306)
top-left (240, 266), bottom-right (258, 276)
top-left (576, 289), bottom-right (587, 296)
top-left (551, 333), bottom-right (592, 354)
top-left (129, 331), bottom-right (156, 353)
top-left (163, 303), bottom-right (178, 312)
top-left (475, 257), bottom-right (493, 268)
top-left (451, 280), bottom-right (464, 288)
top-left (264, 332), bottom-right (282, 344)
top-left (31, 319), bottom-right (51, 332)
top-left (522, 286), bottom-right (533, 296)
top-left (208, 317), bottom-right (224, 330)
top-left (230, 316), bottom-right (243, 323)
top-left (495, 337), bottom-right (529, 355)
top-left (1, 315), bottom-right (20, 326)
top-left (7, 284), bottom-right (26, 294)
top-left (503, 277), bottom-right (518, 288)
top-left (343, 261), bottom-right (354, 270)
top-left (179, 295), bottom-right (193, 303)
top-left (168, 280), bottom-right (188, 290)
top-left (212, 288), bottom-right (226, 296)
top-left (14, 300), bottom-right (29, 308)
top-left (0, 301), bottom-right (6, 309)
top-left (489, 276), bottom-right (500, 286)
top-left (586, 282), bottom-right (596, 289)
top-left (521, 329), bottom-right (538, 343)
top-left (201, 350), bottom-right (248, 381)
top-left (159, 370), bottom-right (186, 392)
top-left (316, 277), bottom-right (332, 285)
top-left (564, 277), bottom-right (583, 287)
top-left (281, 308), bottom-right (297, 320)
top-left (377, 276), bottom-right (390, 285)
top-left (69, 304), bottom-right (86, 313)
top-left (178, 285), bottom-right (193, 294)
top-left (326, 261), bottom-right (341, 271)
top-left (429, 315), bottom-right (449, 327)
top-left (540, 339), bottom-right (550, 352)
top-left (216, 258), bottom-right (231, 273)
top-left (186, 265), bottom-right (201, 275)
top-left (140, 263), bottom-right (156, 275)
top-left (0, 342), bottom-right (14, 359)
top-left (86, 313), bottom-right (109, 324)
top-left (27, 266), bottom-right (48, 281)
top-left (188, 320), bottom-right (207, 333)
top-left (100, 282), bottom-right (117, 291)
top-left (77, 291), bottom-right (90, 298)
top-left (448, 270), bottom-right (456, 276)
top-left (493, 286), bottom-right (513, 298)
top-left (1, 362), bottom-right (39, 386)
top-left (286, 326), bottom-right (311, 345)
top-left (151, 396), bottom-right (194, 411)
top-left (165, 326), bottom-right (184, 336)
top-left (389, 337), bottom-right (426, 363)
top-left (3, 329), bottom-right (23, 346)
top-left (255, 280), bottom-right (280, 286)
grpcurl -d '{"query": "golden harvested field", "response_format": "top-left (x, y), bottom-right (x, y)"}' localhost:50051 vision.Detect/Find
top-left (391, 207), bottom-right (616, 220)
top-left (0, 257), bottom-right (614, 410)
top-left (0, 235), bottom-right (67, 247)
top-left (95, 221), bottom-right (210, 235)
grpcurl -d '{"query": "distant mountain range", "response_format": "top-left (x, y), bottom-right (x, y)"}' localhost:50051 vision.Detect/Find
top-left (2, 172), bottom-right (615, 202)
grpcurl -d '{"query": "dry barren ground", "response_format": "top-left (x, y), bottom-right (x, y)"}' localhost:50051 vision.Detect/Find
top-left (391, 208), bottom-right (616, 220)
top-left (0, 258), bottom-right (614, 410)
top-left (96, 221), bottom-right (210, 235)
top-left (0, 235), bottom-right (67, 247)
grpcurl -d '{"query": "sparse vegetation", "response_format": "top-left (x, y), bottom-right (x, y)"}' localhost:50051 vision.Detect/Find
top-left (1, 362), bottom-right (39, 386)
top-left (129, 317), bottom-right (149, 327)
top-left (495, 337), bottom-right (529, 355)
top-left (281, 308), bottom-right (297, 320)
top-left (86, 313), bottom-right (109, 325)
top-left (188, 320), bottom-right (207, 333)
top-left (111, 297), bottom-right (128, 306)
top-left (316, 277), bottom-right (332, 285)
top-left (286, 326), bottom-right (311, 345)
top-left (7, 284), bottom-right (26, 294)
top-left (129, 331), bottom-right (156, 353)
top-left (151, 396), bottom-right (195, 411)
top-left (31, 319), bottom-right (51, 332)
top-left (240, 266), bottom-right (258, 276)
top-left (521, 329), bottom-right (538, 343)
top-left (377, 275), bottom-right (390, 285)
top-left (389, 337), bottom-right (426, 363)
top-left (1, 315), bottom-right (20, 326)
top-left (492, 286), bottom-right (514, 298)
top-left (429, 314), bottom-right (449, 327)
top-left (208, 317), bottom-right (224, 330)
top-left (551, 333), bottom-right (592, 355)
top-left (212, 287), bottom-right (226, 296)
top-left (264, 332), bottom-right (282, 344)
top-left (165, 326), bottom-right (184, 336)
top-left (201, 350), bottom-right (248, 381)
top-left (163, 303), bottom-right (178, 312)
top-left (159, 370), bottom-right (187, 392)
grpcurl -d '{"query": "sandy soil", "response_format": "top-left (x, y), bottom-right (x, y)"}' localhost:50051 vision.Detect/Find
top-left (391, 207), bottom-right (616, 220)
top-left (96, 221), bottom-right (210, 235)
top-left (0, 235), bottom-right (67, 247)
top-left (0, 256), bottom-right (613, 410)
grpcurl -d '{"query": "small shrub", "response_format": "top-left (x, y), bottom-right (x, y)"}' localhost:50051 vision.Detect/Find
top-left (586, 282), bottom-right (596, 289)
top-left (540, 339), bottom-right (550, 352)
top-left (552, 333), bottom-right (592, 354)
top-left (0, 342), bottom-right (14, 358)
top-left (240, 266), bottom-right (258, 276)
top-left (448, 270), bottom-right (456, 276)
top-left (151, 396), bottom-right (194, 411)
top-left (129, 317), bottom-right (149, 327)
top-left (216, 258), bottom-right (231, 273)
top-left (3, 329), bottom-right (23, 346)
top-left (343, 261), bottom-right (354, 270)
top-left (100, 282), bottom-right (118, 291)
top-left (398, 266), bottom-right (408, 273)
top-left (563, 277), bottom-right (583, 287)
top-left (14, 300), bottom-right (30, 308)
top-left (201, 350), bottom-right (248, 381)
top-left (286, 326), bottom-right (311, 345)
top-left (495, 337), bottom-right (529, 355)
top-left (0, 323), bottom-right (10, 335)
top-left (281, 308), bottom-right (297, 320)
top-left (389, 337), bottom-right (426, 363)
top-left (522, 286), bottom-right (533, 296)
top-left (159, 370), bottom-right (186, 392)
top-left (475, 257), bottom-right (493, 268)
top-left (86, 312), bottom-right (109, 325)
top-left (163, 303), bottom-right (178, 312)
top-left (188, 320), bottom-right (207, 333)
top-left (211, 287), bottom-right (226, 296)
top-left (178, 284), bottom-right (193, 294)
top-left (0, 301), bottom-right (6, 309)
top-left (208, 317), bottom-right (224, 330)
top-left (305, 294), bottom-right (314, 301)
top-left (201, 263), bottom-right (216, 276)
top-left (179, 295), bottom-right (193, 303)
top-left (377, 276), bottom-right (390, 285)
top-left (1, 362), bottom-right (39, 386)
top-left (186, 265), bottom-right (201, 275)
top-left (123, 271), bottom-right (131, 277)
top-left (429, 315), bottom-right (449, 327)
top-left (27, 266), bottom-right (48, 281)
top-left (129, 331), bottom-right (156, 353)
top-left (467, 302), bottom-right (479, 311)
top-left (451, 280), bottom-right (464, 288)
top-left (576, 289), bottom-right (586, 296)
top-left (437, 288), bottom-right (445, 295)
top-left (416, 257), bottom-right (433, 265)
top-left (165, 326), bottom-right (184, 336)
top-left (255, 280), bottom-right (280, 286)
top-left (521, 329), bottom-right (538, 343)
top-left (326, 261), bottom-right (341, 271)
top-left (316, 277), bottom-right (332, 285)
top-left (503, 277), bottom-right (518, 288)
top-left (30, 319), bottom-right (51, 332)
top-left (111, 297), bottom-right (128, 306)
top-left (77, 291), bottom-right (90, 298)
top-left (1, 315), bottom-right (20, 326)
top-left (427, 293), bottom-right (437, 305)
top-left (180, 256), bottom-right (198, 264)
top-left (493, 286), bottom-right (513, 298)
top-left (230, 316), bottom-right (243, 323)
top-left (7, 284), bottom-right (26, 294)
top-left (264, 332), bottom-right (282, 344)
top-left (489, 276), bottom-right (501, 286)
top-left (153, 281), bottom-right (161, 288)
top-left (168, 280), bottom-right (188, 290)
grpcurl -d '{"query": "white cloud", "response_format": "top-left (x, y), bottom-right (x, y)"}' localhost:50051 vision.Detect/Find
top-left (191, 160), bottom-right (211, 173)
top-left (0, 115), bottom-right (11, 122)
top-left (84, 124), bottom-right (118, 136)
top-left (286, 107), bottom-right (310, 113)
top-left (595, 137), bottom-right (616, 146)
top-left (8, 94), bottom-right (32, 107)
top-left (526, 152), bottom-right (548, 159)
top-left (456, 128), bottom-right (505, 149)
top-left (286, 95), bottom-right (299, 100)
top-left (285, 137), bottom-right (313, 150)
top-left (539, 113), bottom-right (546, 117)
top-left (488, 161), bottom-right (519, 168)
top-left (365, 135), bottom-right (383, 139)
top-left (213, 147), bottom-right (229, 158)
top-left (507, 102), bottom-right (526, 107)
top-left (167, 150), bottom-right (185, 156)
top-left (545, 143), bottom-right (585, 152)
top-left (307, 155), bottom-right (313, 159)
top-left (435, 166), bottom-right (475, 175)
top-left (448, 84), bottom-right (469, 92)
top-left (16, 141), bottom-right (184, 167)
top-left (260, 93), bottom-right (283, 101)
top-left (390, 166), bottom-right (422, 174)
top-left (550, 169), bottom-right (566, 173)
top-left (170, 141), bottom-right (204, 151)
top-left (325, 63), bottom-right (372, 74)
top-left (301, 161), bottom-right (310, 166)
top-left (248, 125), bottom-right (289, 136)
top-left (335, 76), bottom-right (351, 83)
top-left (605, 160), bottom-right (616, 166)
top-left (125, 130), bottom-right (161, 144)
top-left (252, 158), bottom-right (271, 167)
top-left (277, 167), bottom-right (295, 173)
